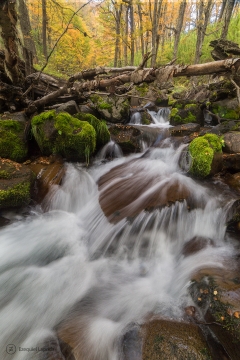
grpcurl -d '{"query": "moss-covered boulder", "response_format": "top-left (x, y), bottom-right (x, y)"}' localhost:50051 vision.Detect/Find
top-left (90, 94), bottom-right (130, 123)
top-left (211, 98), bottom-right (240, 120)
top-left (0, 114), bottom-right (28, 162)
top-left (188, 134), bottom-right (224, 178)
top-left (0, 158), bottom-right (34, 209)
top-left (74, 113), bottom-right (110, 149)
top-left (170, 103), bottom-right (203, 126)
top-left (31, 110), bottom-right (96, 162)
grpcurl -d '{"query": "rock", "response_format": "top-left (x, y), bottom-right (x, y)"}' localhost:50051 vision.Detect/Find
top-left (170, 123), bottom-right (200, 137)
top-left (0, 113), bottom-right (28, 162)
top-left (90, 94), bottom-right (130, 123)
top-left (224, 173), bottom-right (240, 195)
top-left (190, 264), bottom-right (240, 360)
top-left (0, 158), bottom-right (34, 209)
top-left (98, 159), bottom-right (190, 222)
top-left (27, 155), bottom-right (65, 203)
top-left (73, 113), bottom-right (110, 149)
top-left (211, 98), bottom-right (240, 120)
top-left (170, 103), bottom-right (203, 126)
top-left (222, 153), bottom-right (240, 172)
top-left (79, 104), bottom-right (99, 117)
top-left (31, 110), bottom-right (96, 162)
top-left (130, 82), bottom-right (168, 107)
top-left (56, 100), bottom-right (80, 115)
top-left (182, 236), bottom-right (214, 256)
top-left (141, 318), bottom-right (212, 360)
top-left (223, 131), bottom-right (240, 153)
top-left (187, 134), bottom-right (223, 178)
top-left (212, 120), bottom-right (240, 135)
top-left (109, 125), bottom-right (143, 154)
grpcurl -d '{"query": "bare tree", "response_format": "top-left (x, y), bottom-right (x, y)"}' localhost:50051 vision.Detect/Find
top-left (221, 0), bottom-right (236, 39)
top-left (173, 0), bottom-right (187, 59)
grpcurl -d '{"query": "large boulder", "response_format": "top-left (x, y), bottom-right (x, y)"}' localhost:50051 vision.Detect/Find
top-left (31, 110), bottom-right (96, 162)
top-left (223, 131), bottom-right (240, 153)
top-left (74, 113), bottom-right (110, 149)
top-left (0, 158), bottom-right (34, 209)
top-left (98, 159), bottom-right (190, 222)
top-left (0, 112), bottom-right (28, 162)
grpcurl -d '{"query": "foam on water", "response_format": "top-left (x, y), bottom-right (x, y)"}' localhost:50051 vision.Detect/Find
top-left (0, 143), bottom-right (236, 359)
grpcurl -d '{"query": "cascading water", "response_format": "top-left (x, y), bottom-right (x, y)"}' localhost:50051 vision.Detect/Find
top-left (147, 107), bottom-right (171, 126)
top-left (97, 140), bottom-right (123, 161)
top-left (0, 139), bottom-right (237, 359)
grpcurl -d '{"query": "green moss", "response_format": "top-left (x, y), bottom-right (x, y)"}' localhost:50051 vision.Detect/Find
top-left (170, 108), bottom-right (179, 117)
top-left (142, 113), bottom-right (151, 125)
top-left (0, 170), bottom-right (11, 179)
top-left (185, 103), bottom-right (197, 110)
top-left (32, 110), bottom-right (96, 163)
top-left (120, 100), bottom-right (130, 118)
top-left (90, 94), bottom-right (102, 104)
top-left (0, 120), bottom-right (27, 162)
top-left (74, 113), bottom-right (110, 148)
top-left (185, 111), bottom-right (196, 123)
top-left (212, 105), bottom-right (240, 120)
top-left (189, 134), bottom-right (223, 178)
top-left (0, 181), bottom-right (30, 208)
top-left (98, 101), bottom-right (113, 112)
top-left (136, 82), bottom-right (149, 96)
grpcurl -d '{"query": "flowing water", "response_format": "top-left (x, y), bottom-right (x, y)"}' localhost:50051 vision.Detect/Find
top-left (0, 140), bottom-right (237, 359)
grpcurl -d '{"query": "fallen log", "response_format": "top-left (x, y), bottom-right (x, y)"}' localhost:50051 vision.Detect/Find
top-left (24, 58), bottom-right (240, 114)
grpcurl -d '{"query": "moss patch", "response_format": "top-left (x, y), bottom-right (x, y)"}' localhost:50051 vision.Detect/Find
top-left (74, 113), bottom-right (110, 148)
top-left (189, 134), bottom-right (223, 178)
top-left (0, 182), bottom-right (30, 208)
top-left (0, 120), bottom-right (27, 162)
top-left (136, 82), bottom-right (149, 96)
top-left (32, 111), bottom-right (96, 163)
top-left (212, 105), bottom-right (240, 120)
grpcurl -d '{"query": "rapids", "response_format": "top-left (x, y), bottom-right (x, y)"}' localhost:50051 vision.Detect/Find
top-left (0, 141), bottom-right (237, 359)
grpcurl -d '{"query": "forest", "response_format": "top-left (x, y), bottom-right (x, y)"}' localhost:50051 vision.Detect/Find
top-left (1, 1), bottom-right (240, 360)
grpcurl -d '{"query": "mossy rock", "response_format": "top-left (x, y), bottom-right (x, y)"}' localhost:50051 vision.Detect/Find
top-left (90, 94), bottom-right (130, 123)
top-left (0, 158), bottom-right (34, 209)
top-left (0, 117), bottom-right (28, 162)
top-left (189, 134), bottom-right (224, 178)
top-left (74, 113), bottom-right (110, 149)
top-left (31, 110), bottom-right (96, 162)
top-left (211, 98), bottom-right (240, 120)
top-left (170, 103), bottom-right (203, 126)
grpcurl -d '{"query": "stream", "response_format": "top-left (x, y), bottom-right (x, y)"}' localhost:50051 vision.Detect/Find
top-left (0, 115), bottom-right (238, 359)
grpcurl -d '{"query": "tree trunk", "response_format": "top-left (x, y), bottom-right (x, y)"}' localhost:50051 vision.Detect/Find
top-left (42, 0), bottom-right (48, 60)
top-left (194, 0), bottom-right (213, 64)
top-left (129, 0), bottom-right (135, 66)
top-left (137, 4), bottom-right (144, 60)
top-left (123, 6), bottom-right (129, 66)
top-left (173, 0), bottom-right (187, 59)
top-left (221, 0), bottom-right (236, 39)
top-left (114, 6), bottom-right (122, 67)
top-left (218, 0), bottom-right (227, 21)
top-left (151, 0), bottom-right (163, 67)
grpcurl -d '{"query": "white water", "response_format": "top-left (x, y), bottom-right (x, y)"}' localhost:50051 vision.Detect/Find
top-left (147, 108), bottom-right (171, 127)
top-left (0, 142), bottom-right (236, 359)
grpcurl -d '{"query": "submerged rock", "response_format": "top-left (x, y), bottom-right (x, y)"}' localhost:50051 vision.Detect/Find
top-left (98, 159), bottom-right (190, 222)
top-left (0, 158), bottom-right (34, 209)
top-left (31, 110), bottom-right (96, 162)
top-left (0, 113), bottom-right (28, 162)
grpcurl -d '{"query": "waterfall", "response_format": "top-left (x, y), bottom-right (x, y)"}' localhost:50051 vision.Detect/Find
top-left (97, 140), bottom-right (123, 161)
top-left (0, 141), bottom-right (236, 360)
top-left (147, 107), bottom-right (171, 126)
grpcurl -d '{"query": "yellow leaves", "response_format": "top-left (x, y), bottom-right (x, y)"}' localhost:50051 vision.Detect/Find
top-left (233, 311), bottom-right (240, 319)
